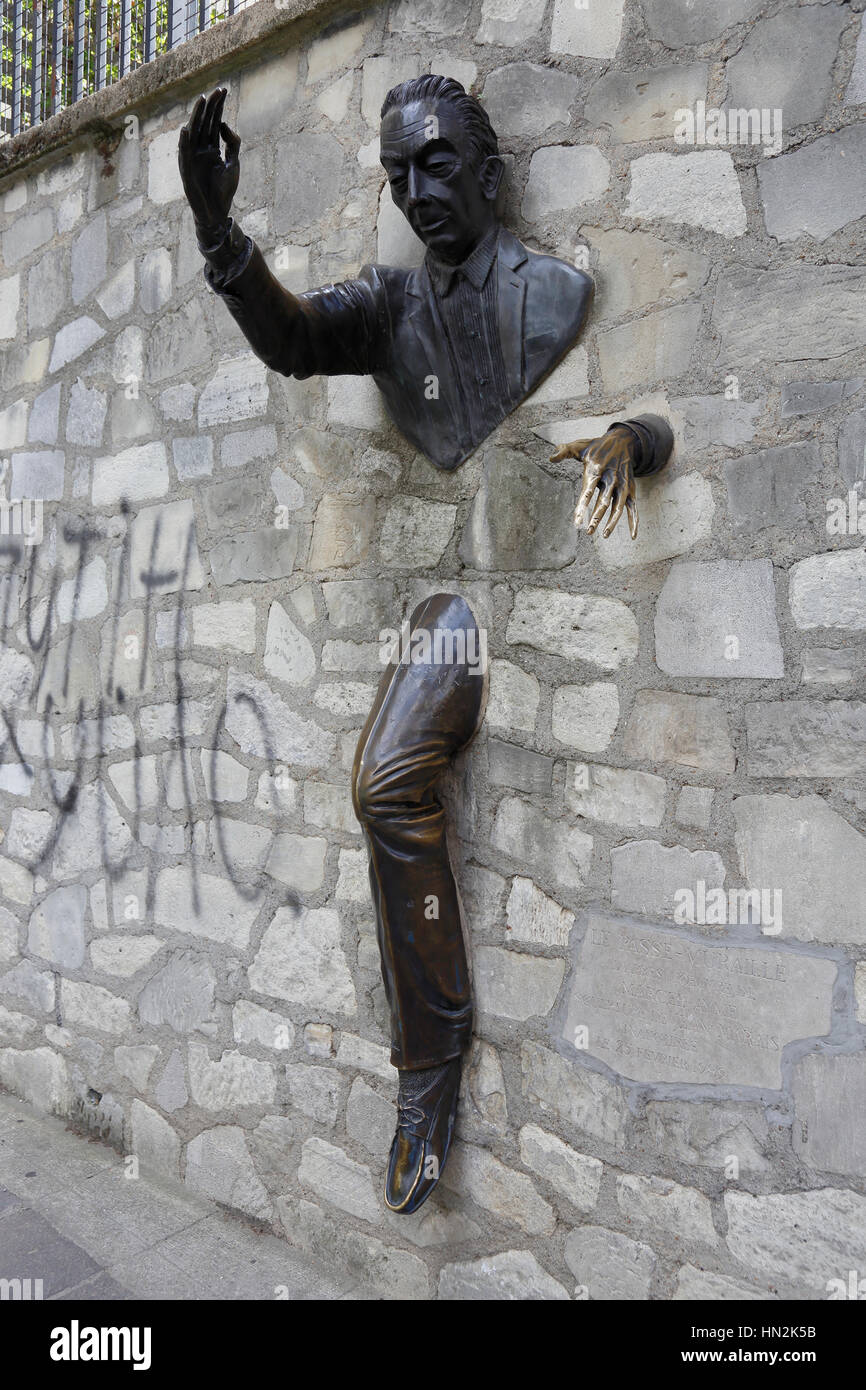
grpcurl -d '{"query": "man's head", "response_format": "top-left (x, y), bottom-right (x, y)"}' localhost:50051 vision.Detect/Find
top-left (380, 75), bottom-right (503, 265)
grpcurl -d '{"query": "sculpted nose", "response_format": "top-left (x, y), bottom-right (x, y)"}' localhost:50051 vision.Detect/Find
top-left (407, 166), bottom-right (423, 206)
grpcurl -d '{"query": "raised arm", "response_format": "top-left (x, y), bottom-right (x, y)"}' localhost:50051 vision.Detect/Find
top-left (178, 88), bottom-right (386, 379)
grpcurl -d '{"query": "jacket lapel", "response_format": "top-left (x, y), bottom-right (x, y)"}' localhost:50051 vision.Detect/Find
top-left (497, 230), bottom-right (528, 401)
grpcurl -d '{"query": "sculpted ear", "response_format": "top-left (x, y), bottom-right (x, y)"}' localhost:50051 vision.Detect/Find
top-left (478, 154), bottom-right (504, 202)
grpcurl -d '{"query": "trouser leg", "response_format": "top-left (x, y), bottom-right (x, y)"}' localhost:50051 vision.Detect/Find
top-left (351, 592), bottom-right (485, 1071)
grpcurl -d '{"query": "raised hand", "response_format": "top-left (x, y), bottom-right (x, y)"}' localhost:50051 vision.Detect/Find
top-left (550, 425), bottom-right (640, 540)
top-left (177, 87), bottom-right (241, 236)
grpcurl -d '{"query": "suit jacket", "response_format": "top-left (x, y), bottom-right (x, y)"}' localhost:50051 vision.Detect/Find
top-left (204, 225), bottom-right (596, 471)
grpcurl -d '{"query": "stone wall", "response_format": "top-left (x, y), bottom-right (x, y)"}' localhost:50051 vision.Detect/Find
top-left (1, 0), bottom-right (865, 1300)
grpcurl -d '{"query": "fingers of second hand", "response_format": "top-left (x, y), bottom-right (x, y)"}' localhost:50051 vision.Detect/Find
top-left (587, 477), bottom-right (615, 535)
top-left (626, 495), bottom-right (638, 540)
top-left (603, 490), bottom-right (626, 539)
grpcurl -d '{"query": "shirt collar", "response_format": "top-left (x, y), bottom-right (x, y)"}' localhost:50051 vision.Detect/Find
top-left (426, 223), bottom-right (501, 296)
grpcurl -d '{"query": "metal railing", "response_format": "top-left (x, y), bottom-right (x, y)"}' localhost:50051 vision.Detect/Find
top-left (1, 0), bottom-right (257, 142)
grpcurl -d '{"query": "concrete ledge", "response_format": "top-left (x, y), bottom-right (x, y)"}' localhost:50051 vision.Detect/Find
top-left (0, 0), bottom-right (375, 189)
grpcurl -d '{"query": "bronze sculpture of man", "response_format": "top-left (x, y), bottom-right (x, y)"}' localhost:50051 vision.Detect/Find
top-left (178, 75), bottom-right (673, 1214)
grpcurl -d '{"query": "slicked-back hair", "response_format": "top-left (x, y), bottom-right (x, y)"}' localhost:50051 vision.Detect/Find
top-left (380, 74), bottom-right (499, 172)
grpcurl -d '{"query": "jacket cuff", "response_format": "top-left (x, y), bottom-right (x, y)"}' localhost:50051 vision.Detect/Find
top-left (605, 413), bottom-right (674, 477)
top-left (197, 217), bottom-right (252, 286)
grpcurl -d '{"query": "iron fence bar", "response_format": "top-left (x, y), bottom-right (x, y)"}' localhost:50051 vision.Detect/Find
top-left (31, 0), bottom-right (44, 125)
top-left (143, 0), bottom-right (153, 64)
top-left (72, 0), bottom-right (84, 103)
top-left (119, 0), bottom-right (129, 75)
top-left (51, 0), bottom-right (63, 114)
top-left (12, 0), bottom-right (23, 136)
top-left (95, 0), bottom-right (106, 89)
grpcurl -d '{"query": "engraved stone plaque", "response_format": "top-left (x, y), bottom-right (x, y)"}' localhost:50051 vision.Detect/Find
top-left (562, 914), bottom-right (837, 1088)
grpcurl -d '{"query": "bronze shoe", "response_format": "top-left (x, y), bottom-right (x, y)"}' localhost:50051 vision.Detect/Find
top-left (385, 1058), bottom-right (461, 1214)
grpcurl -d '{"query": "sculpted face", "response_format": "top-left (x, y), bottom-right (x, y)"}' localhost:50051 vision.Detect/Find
top-left (380, 98), bottom-right (502, 265)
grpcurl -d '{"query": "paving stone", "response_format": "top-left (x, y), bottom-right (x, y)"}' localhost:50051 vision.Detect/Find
top-left (90, 932), bottom-right (162, 978)
top-left (643, 0), bottom-right (762, 44)
top-left (442, 1141), bottom-right (555, 1235)
top-left (96, 260), bottom-right (135, 319)
top-left (276, 1196), bottom-right (429, 1299)
top-left (624, 690), bottom-right (734, 772)
top-left (589, 227), bottom-right (708, 319)
top-left (459, 451), bottom-right (576, 570)
top-left (518, 1123), bottom-right (601, 1212)
top-left (565, 1225), bottom-right (657, 1300)
top-left (60, 979), bottom-right (130, 1034)
top-left (298, 1136), bottom-right (378, 1222)
top-left (475, 0), bottom-right (547, 47)
top-left (114, 1045), bottom-right (159, 1091)
top-left (552, 682), bottom-right (619, 751)
top-left (286, 1065), bottom-right (342, 1127)
top-left (611, 840), bottom-right (726, 923)
top-left (346, 1076), bottom-right (394, 1159)
top-left (130, 1099), bottom-right (180, 1181)
top-left (791, 1052), bottom-right (866, 1177)
top-left (760, 123), bottom-right (866, 242)
top-left (10, 448), bottom-right (65, 500)
top-left (522, 145), bottom-right (610, 220)
top-left (482, 63), bottom-right (580, 140)
top-left (487, 740), bottom-right (552, 796)
top-left (505, 877), bottom-right (573, 949)
top-left (67, 379), bottom-right (107, 446)
top-left (0, 1047), bottom-right (70, 1113)
top-left (380, 495), bottom-right (456, 568)
top-left (521, 1041), bottom-right (629, 1149)
top-left (71, 212), bottom-right (107, 302)
top-left (29, 249), bottom-right (67, 330)
top-left (188, 1044), bottom-right (275, 1111)
top-left (727, 4), bottom-right (848, 131)
top-left (0, 272), bottom-right (20, 338)
top-left (475, 945), bottom-right (565, 1022)
top-left (275, 132), bottom-right (344, 230)
top-left (48, 316), bottom-right (105, 372)
top-left (674, 393), bottom-right (762, 450)
top-left (154, 1049), bottom-right (188, 1114)
top-left (439, 1249), bottom-right (569, 1300)
top-left (589, 64), bottom-right (707, 144)
top-left (597, 302), bottom-right (701, 393)
top-left (147, 298), bottom-right (209, 381)
top-left (491, 795), bottom-right (592, 890)
top-left (565, 763), bottom-right (667, 828)
top-left (3, 207), bottom-right (54, 265)
top-left (138, 951), bottom-right (216, 1033)
top-left (655, 559), bottom-right (783, 677)
top-left (733, 793), bottom-right (866, 947)
top-left (309, 496), bottom-right (377, 570)
top-left (266, 833), bottom-right (328, 894)
top-left (746, 700), bottom-right (866, 778)
top-left (789, 550), bottom-right (866, 632)
top-left (627, 150), bottom-right (745, 236)
top-left (225, 667), bottom-right (334, 768)
top-left (248, 905), bottom-right (356, 1015)
top-left (486, 659), bottom-right (539, 733)
top-left (724, 441), bottom-right (819, 533)
top-left (725, 1188), bottom-right (866, 1293)
top-left (507, 587), bottom-right (637, 669)
top-left (617, 1173), bottom-right (717, 1248)
top-left (675, 785), bottom-right (714, 830)
top-left (713, 264), bottom-right (866, 366)
top-left (674, 1265), bottom-right (776, 1300)
top-left (782, 378), bottom-right (862, 419)
top-left (563, 912), bottom-right (836, 1088)
top-left (153, 865), bottom-right (262, 950)
top-left (185, 1124), bottom-right (272, 1220)
top-left (27, 885), bottom-right (87, 970)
